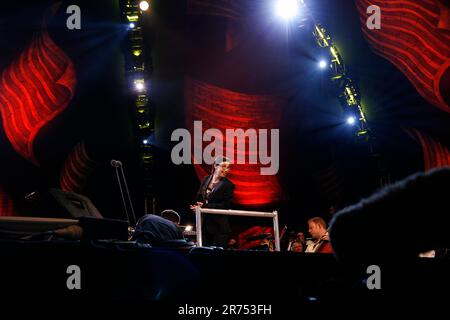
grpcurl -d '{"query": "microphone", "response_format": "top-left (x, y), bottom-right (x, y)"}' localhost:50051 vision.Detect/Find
top-left (110, 159), bottom-right (136, 227)
top-left (111, 159), bottom-right (122, 167)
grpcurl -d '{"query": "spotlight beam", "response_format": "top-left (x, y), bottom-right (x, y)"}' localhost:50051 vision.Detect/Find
top-left (139, 1), bottom-right (150, 11)
top-left (275, 0), bottom-right (301, 21)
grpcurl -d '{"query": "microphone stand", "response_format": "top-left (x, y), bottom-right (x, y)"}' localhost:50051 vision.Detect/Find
top-left (111, 160), bottom-right (137, 233)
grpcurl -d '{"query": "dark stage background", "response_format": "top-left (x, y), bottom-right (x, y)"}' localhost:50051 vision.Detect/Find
top-left (0, 0), bottom-right (144, 221)
top-left (0, 0), bottom-right (449, 236)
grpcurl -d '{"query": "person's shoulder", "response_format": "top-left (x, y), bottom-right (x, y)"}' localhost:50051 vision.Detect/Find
top-left (224, 178), bottom-right (235, 187)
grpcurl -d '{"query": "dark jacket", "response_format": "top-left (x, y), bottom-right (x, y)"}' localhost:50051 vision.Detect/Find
top-left (132, 214), bottom-right (184, 245)
top-left (196, 175), bottom-right (235, 209)
top-left (196, 175), bottom-right (235, 235)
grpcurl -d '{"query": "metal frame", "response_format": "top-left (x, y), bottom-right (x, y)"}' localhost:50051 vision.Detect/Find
top-left (195, 207), bottom-right (280, 251)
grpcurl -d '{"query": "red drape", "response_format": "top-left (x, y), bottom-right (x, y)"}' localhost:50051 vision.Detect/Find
top-left (60, 141), bottom-right (97, 193)
top-left (356, 0), bottom-right (450, 112)
top-left (406, 128), bottom-right (450, 170)
top-left (0, 30), bottom-right (76, 164)
top-left (185, 77), bottom-right (282, 206)
top-left (238, 226), bottom-right (274, 250)
top-left (0, 186), bottom-right (15, 217)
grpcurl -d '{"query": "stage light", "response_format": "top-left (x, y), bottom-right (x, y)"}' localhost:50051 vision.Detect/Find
top-left (275, 0), bottom-right (300, 21)
top-left (139, 1), bottom-right (150, 11)
top-left (318, 60), bottom-right (328, 69)
top-left (347, 116), bottom-right (356, 125)
top-left (132, 49), bottom-right (142, 56)
top-left (135, 81), bottom-right (145, 92)
top-left (127, 15), bottom-right (139, 22)
top-left (129, 22), bottom-right (135, 29)
top-left (143, 139), bottom-right (149, 144)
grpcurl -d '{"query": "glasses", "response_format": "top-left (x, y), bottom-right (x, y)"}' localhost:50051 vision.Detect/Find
top-left (217, 163), bottom-right (230, 171)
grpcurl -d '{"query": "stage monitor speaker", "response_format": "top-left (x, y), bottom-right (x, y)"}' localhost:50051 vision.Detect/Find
top-left (47, 188), bottom-right (103, 219)
top-left (46, 189), bottom-right (129, 240)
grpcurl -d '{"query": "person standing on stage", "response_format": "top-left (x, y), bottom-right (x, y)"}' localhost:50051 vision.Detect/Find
top-left (190, 156), bottom-right (235, 247)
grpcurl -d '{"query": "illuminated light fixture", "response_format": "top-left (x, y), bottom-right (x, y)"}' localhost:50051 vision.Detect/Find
top-left (314, 25), bottom-right (330, 47)
top-left (127, 15), bottom-right (139, 22)
top-left (357, 130), bottom-right (368, 136)
top-left (330, 47), bottom-right (341, 65)
top-left (132, 49), bottom-right (142, 56)
top-left (139, 1), bottom-right (150, 11)
top-left (143, 139), bottom-right (149, 144)
top-left (129, 22), bottom-right (135, 29)
top-left (134, 79), bottom-right (145, 92)
top-left (185, 225), bottom-right (193, 232)
top-left (139, 121), bottom-right (150, 129)
top-left (318, 60), bottom-right (328, 69)
top-left (345, 85), bottom-right (358, 106)
top-left (347, 116), bottom-right (356, 125)
top-left (357, 105), bottom-right (367, 123)
top-left (275, 0), bottom-right (300, 21)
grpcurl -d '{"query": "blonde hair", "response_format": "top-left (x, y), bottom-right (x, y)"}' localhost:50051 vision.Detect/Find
top-left (308, 217), bottom-right (327, 229)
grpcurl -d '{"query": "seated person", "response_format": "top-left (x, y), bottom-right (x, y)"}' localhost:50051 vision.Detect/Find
top-left (160, 209), bottom-right (181, 226)
top-left (305, 217), bottom-right (333, 253)
top-left (132, 213), bottom-right (189, 247)
top-left (290, 240), bottom-right (304, 253)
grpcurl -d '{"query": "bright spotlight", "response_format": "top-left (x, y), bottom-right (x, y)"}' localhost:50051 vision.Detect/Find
top-left (347, 116), bottom-right (356, 125)
top-left (129, 22), bottom-right (135, 29)
top-left (275, 0), bottom-right (300, 21)
top-left (143, 139), bottom-right (149, 145)
top-left (318, 60), bottom-right (328, 69)
top-left (139, 1), bottom-right (150, 11)
top-left (135, 82), bottom-right (145, 92)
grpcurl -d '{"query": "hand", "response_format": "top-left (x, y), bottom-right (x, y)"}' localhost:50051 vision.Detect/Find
top-left (190, 202), bottom-right (203, 211)
top-left (321, 232), bottom-right (330, 241)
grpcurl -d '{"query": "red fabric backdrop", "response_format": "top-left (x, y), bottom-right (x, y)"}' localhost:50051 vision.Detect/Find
top-left (0, 30), bottom-right (76, 165)
top-left (406, 128), bottom-right (450, 170)
top-left (356, 0), bottom-right (450, 112)
top-left (185, 77), bottom-right (283, 206)
top-left (0, 186), bottom-right (15, 217)
top-left (60, 141), bottom-right (97, 193)
top-left (238, 226), bottom-right (274, 250)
